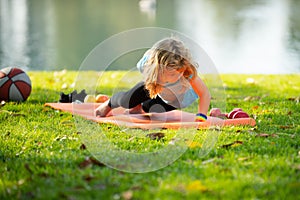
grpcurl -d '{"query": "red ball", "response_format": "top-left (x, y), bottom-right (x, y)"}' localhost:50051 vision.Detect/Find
top-left (227, 110), bottom-right (238, 119)
top-left (227, 108), bottom-right (244, 119)
top-left (0, 67), bottom-right (32, 102)
top-left (232, 111), bottom-right (249, 119)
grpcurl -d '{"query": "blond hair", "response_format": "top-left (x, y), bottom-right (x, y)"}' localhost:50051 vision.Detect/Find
top-left (143, 37), bottom-right (198, 98)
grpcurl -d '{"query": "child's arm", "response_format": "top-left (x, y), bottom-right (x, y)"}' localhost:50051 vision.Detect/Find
top-left (189, 75), bottom-right (211, 116)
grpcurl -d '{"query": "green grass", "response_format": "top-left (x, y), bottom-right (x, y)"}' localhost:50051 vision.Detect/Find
top-left (1, 71), bottom-right (299, 199)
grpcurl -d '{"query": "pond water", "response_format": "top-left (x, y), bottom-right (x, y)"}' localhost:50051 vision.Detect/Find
top-left (0, 0), bottom-right (299, 73)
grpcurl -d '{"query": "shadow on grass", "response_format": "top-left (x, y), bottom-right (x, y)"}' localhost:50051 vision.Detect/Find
top-left (27, 88), bottom-right (62, 104)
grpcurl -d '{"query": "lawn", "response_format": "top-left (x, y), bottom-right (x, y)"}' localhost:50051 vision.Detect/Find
top-left (0, 71), bottom-right (299, 200)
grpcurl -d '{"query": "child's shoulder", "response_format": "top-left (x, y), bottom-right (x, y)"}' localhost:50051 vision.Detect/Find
top-left (137, 50), bottom-right (151, 72)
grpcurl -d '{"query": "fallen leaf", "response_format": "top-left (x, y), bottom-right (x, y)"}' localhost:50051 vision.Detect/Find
top-left (79, 157), bottom-right (91, 169)
top-left (169, 138), bottom-right (181, 145)
top-left (130, 185), bottom-right (142, 191)
top-left (202, 158), bottom-right (216, 164)
top-left (127, 136), bottom-right (135, 141)
top-left (60, 120), bottom-right (74, 127)
top-left (295, 165), bottom-right (300, 171)
top-left (24, 163), bottom-right (33, 174)
top-left (54, 135), bottom-right (67, 141)
top-left (256, 133), bottom-right (278, 138)
top-left (5, 131), bottom-right (10, 137)
top-left (287, 96), bottom-right (300, 103)
top-left (146, 132), bottom-right (165, 140)
top-left (243, 96), bottom-right (252, 101)
top-left (279, 125), bottom-right (293, 130)
top-left (0, 110), bottom-right (27, 117)
top-left (79, 157), bottom-right (105, 169)
top-left (17, 179), bottom-right (25, 186)
top-left (38, 172), bottom-right (49, 178)
top-left (187, 141), bottom-right (202, 148)
top-left (244, 96), bottom-right (260, 101)
top-left (186, 180), bottom-right (208, 192)
top-left (122, 190), bottom-right (133, 200)
top-left (256, 133), bottom-right (269, 137)
top-left (83, 175), bottom-right (94, 182)
top-left (89, 156), bottom-right (105, 167)
top-left (80, 144), bottom-right (86, 150)
top-left (238, 157), bottom-right (251, 161)
top-left (11, 112), bottom-right (26, 117)
top-left (249, 127), bottom-right (257, 131)
top-left (221, 141), bottom-right (243, 148)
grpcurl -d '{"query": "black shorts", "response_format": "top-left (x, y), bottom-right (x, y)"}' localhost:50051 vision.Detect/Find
top-left (108, 81), bottom-right (176, 113)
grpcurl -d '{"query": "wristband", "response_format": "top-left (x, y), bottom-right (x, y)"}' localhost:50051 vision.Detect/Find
top-left (195, 113), bottom-right (207, 122)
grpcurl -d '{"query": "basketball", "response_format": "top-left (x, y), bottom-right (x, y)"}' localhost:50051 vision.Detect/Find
top-left (0, 67), bottom-right (32, 102)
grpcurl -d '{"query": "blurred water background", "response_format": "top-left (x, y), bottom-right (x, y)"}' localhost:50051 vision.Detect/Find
top-left (0, 0), bottom-right (299, 73)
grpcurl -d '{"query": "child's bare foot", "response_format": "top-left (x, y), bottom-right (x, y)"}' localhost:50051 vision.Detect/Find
top-left (95, 100), bottom-right (111, 117)
top-left (125, 104), bottom-right (145, 115)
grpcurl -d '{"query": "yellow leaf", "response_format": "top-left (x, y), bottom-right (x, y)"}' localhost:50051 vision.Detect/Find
top-left (186, 141), bottom-right (202, 148)
top-left (186, 180), bottom-right (208, 192)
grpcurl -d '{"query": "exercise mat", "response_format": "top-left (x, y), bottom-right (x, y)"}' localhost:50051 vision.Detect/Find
top-left (45, 103), bottom-right (256, 129)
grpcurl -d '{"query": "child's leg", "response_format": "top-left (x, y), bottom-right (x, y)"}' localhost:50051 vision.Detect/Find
top-left (95, 99), bottom-right (111, 117)
top-left (109, 81), bottom-right (151, 109)
top-left (110, 81), bottom-right (176, 113)
top-left (142, 96), bottom-right (176, 113)
top-left (95, 82), bottom-right (150, 117)
top-left (126, 104), bottom-right (145, 114)
top-left (95, 81), bottom-right (176, 116)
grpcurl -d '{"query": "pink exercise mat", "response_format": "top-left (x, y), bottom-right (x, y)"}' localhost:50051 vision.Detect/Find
top-left (45, 103), bottom-right (256, 129)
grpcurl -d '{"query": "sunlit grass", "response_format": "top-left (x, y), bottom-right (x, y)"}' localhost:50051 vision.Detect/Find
top-left (0, 71), bottom-right (299, 199)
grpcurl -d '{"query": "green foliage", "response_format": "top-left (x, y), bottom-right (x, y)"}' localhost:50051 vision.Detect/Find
top-left (0, 71), bottom-right (299, 199)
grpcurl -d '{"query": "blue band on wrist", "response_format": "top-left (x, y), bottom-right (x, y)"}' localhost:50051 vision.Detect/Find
top-left (196, 113), bottom-right (207, 119)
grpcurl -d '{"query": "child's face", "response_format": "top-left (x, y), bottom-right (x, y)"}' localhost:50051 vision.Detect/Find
top-left (158, 68), bottom-right (184, 85)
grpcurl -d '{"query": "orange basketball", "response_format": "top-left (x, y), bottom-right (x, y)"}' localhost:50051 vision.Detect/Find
top-left (0, 67), bottom-right (32, 102)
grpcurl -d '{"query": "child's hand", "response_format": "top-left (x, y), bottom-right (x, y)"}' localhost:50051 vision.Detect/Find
top-left (209, 108), bottom-right (227, 119)
top-left (209, 108), bottom-right (222, 117)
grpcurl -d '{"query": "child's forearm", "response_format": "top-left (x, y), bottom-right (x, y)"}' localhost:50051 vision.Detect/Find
top-left (195, 91), bottom-right (211, 122)
top-left (189, 75), bottom-right (211, 116)
top-left (198, 91), bottom-right (211, 115)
